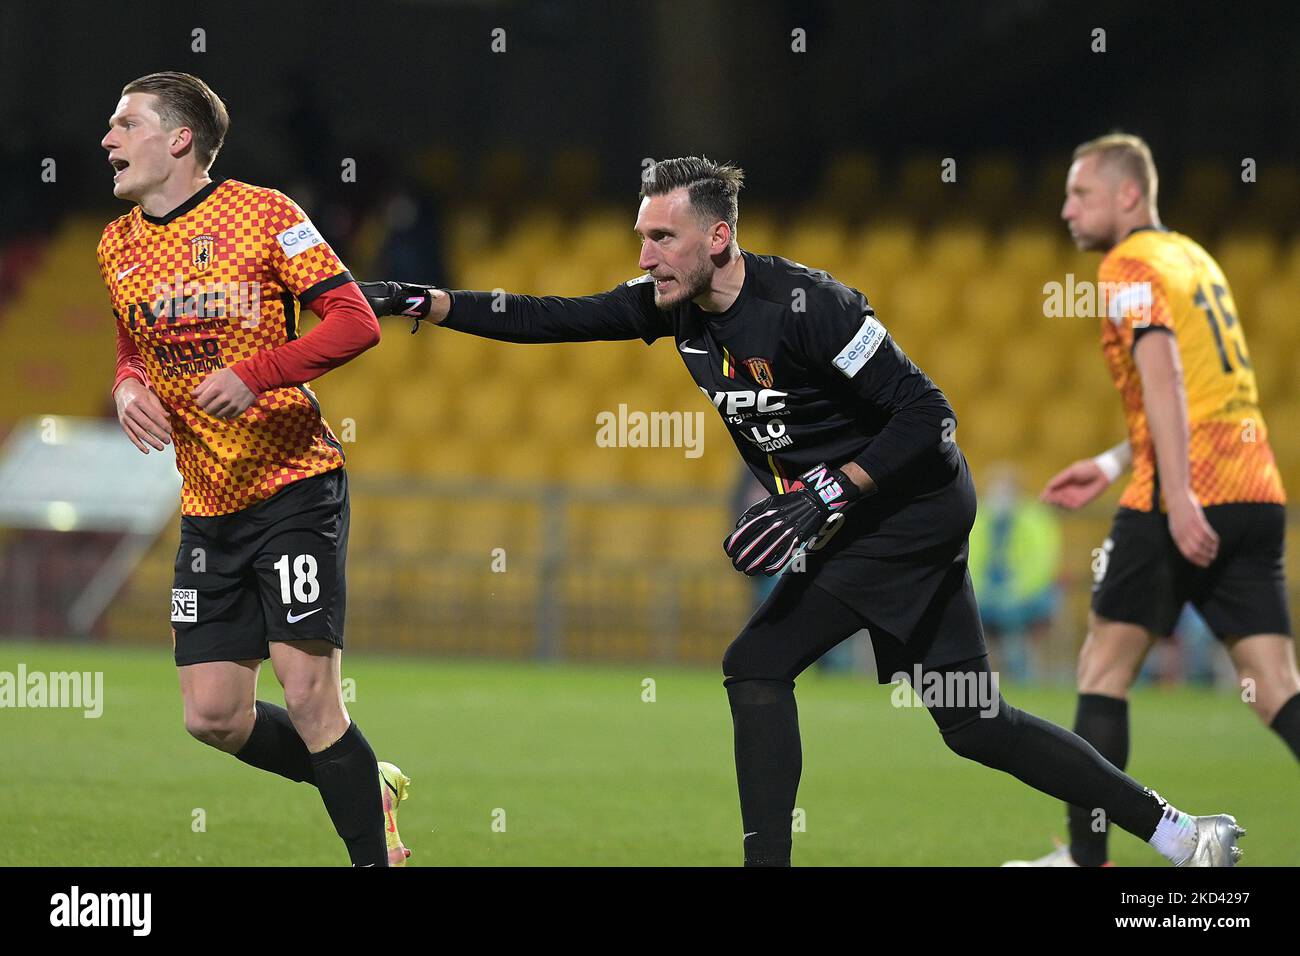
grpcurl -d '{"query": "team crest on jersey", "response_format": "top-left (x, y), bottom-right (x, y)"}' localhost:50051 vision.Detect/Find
top-left (190, 235), bottom-right (215, 272)
top-left (743, 357), bottom-right (774, 388)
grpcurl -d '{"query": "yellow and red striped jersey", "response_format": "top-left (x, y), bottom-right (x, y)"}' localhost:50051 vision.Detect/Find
top-left (1098, 227), bottom-right (1285, 511)
top-left (98, 179), bottom-right (350, 516)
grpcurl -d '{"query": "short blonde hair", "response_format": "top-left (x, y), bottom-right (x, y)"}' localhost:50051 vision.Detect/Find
top-left (1073, 133), bottom-right (1158, 206)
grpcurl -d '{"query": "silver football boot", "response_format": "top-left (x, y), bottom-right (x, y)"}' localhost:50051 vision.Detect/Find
top-left (1177, 814), bottom-right (1245, 867)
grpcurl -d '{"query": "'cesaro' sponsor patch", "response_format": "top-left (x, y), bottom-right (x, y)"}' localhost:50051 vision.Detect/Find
top-left (833, 314), bottom-right (886, 377)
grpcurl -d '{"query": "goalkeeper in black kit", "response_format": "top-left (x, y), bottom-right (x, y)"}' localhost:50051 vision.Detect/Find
top-left (363, 157), bottom-right (1243, 867)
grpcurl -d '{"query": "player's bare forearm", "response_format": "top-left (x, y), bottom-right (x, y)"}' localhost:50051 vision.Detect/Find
top-left (1133, 332), bottom-right (1192, 494)
top-left (839, 461), bottom-right (877, 495)
top-left (423, 289), bottom-right (452, 324)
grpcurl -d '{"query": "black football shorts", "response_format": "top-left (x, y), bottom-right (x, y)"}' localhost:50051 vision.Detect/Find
top-left (1091, 503), bottom-right (1290, 639)
top-left (170, 468), bottom-right (349, 666)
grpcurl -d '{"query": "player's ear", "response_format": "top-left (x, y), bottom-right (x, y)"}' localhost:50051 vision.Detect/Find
top-left (711, 221), bottom-right (732, 255)
top-left (168, 126), bottom-right (194, 160)
top-left (1118, 178), bottom-right (1143, 214)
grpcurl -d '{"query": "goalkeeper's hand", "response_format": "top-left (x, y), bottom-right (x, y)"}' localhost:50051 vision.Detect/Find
top-left (358, 280), bottom-right (440, 333)
top-left (723, 463), bottom-right (861, 576)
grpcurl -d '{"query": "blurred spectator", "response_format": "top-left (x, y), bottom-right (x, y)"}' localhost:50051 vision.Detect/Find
top-left (377, 190), bottom-right (447, 286)
top-left (1141, 604), bottom-right (1234, 688)
top-left (969, 463), bottom-right (1063, 681)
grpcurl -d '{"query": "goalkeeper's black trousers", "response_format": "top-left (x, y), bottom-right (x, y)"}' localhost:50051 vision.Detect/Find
top-left (722, 576), bottom-right (1167, 866)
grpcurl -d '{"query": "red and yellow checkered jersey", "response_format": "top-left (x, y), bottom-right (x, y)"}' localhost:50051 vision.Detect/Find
top-left (98, 179), bottom-right (352, 516)
top-left (1098, 227), bottom-right (1285, 512)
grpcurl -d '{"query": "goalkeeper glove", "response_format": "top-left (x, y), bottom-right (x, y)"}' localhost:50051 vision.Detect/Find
top-left (724, 463), bottom-right (861, 576)
top-left (358, 280), bottom-right (440, 333)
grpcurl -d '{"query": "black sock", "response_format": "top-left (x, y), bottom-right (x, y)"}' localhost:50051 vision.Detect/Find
top-left (940, 700), bottom-right (1162, 846)
top-left (309, 722), bottom-right (387, 867)
top-left (1269, 692), bottom-right (1300, 762)
top-left (921, 658), bottom-right (1162, 850)
top-left (1067, 693), bottom-right (1129, 867)
top-left (726, 678), bottom-right (800, 867)
top-left (234, 700), bottom-right (316, 784)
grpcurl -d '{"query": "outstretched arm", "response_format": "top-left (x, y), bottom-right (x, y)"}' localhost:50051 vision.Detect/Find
top-left (362, 277), bottom-right (669, 345)
top-left (1041, 439), bottom-right (1131, 510)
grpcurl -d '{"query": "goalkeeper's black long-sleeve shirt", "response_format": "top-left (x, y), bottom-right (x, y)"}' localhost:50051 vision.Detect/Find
top-left (442, 250), bottom-right (977, 614)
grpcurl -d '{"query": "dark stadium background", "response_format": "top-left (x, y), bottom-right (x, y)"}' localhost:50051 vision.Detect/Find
top-left (0, 0), bottom-right (1298, 867)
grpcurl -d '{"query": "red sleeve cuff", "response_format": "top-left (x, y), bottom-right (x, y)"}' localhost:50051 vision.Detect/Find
top-left (112, 365), bottom-right (150, 396)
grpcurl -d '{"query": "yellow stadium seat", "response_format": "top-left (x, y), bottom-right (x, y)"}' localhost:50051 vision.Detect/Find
top-left (1251, 279), bottom-right (1300, 358)
top-left (1253, 351), bottom-right (1285, 407)
top-left (925, 330), bottom-right (994, 411)
top-left (563, 340), bottom-right (643, 390)
top-left (958, 269), bottom-right (1030, 338)
top-left (570, 207), bottom-right (639, 273)
top-left (531, 259), bottom-right (607, 297)
top-left (566, 500), bottom-right (661, 561)
top-left (737, 208), bottom-right (780, 256)
top-left (457, 381), bottom-right (523, 439)
top-left (1034, 395), bottom-right (1117, 465)
top-left (369, 495), bottom-right (456, 556)
top-left (887, 269), bottom-right (958, 342)
top-left (956, 395), bottom-right (1031, 472)
top-left (489, 340), bottom-right (564, 384)
top-left (556, 442), bottom-right (633, 487)
top-left (409, 434), bottom-right (489, 480)
top-left (445, 497), bottom-right (542, 557)
top-left (530, 380), bottom-right (606, 445)
top-left (1214, 233), bottom-right (1277, 304)
top-left (850, 221), bottom-right (920, 283)
top-left (425, 332), bottom-right (497, 386)
top-left (1265, 400), bottom-right (1300, 480)
top-left (1000, 228), bottom-right (1066, 279)
top-left (922, 224), bottom-right (990, 282)
top-left (454, 250), bottom-right (535, 295)
top-left (999, 334), bottom-right (1067, 398)
top-left (666, 502), bottom-right (733, 556)
top-left (347, 431), bottom-right (422, 476)
top-left (782, 215), bottom-right (852, 277)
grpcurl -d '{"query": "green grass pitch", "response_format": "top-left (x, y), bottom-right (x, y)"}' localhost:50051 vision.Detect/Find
top-left (1, 640), bottom-right (1294, 866)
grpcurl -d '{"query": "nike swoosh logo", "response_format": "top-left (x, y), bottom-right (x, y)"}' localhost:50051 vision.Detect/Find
top-left (679, 340), bottom-right (708, 354)
top-left (286, 607), bottom-right (323, 624)
top-left (116, 264), bottom-right (141, 281)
